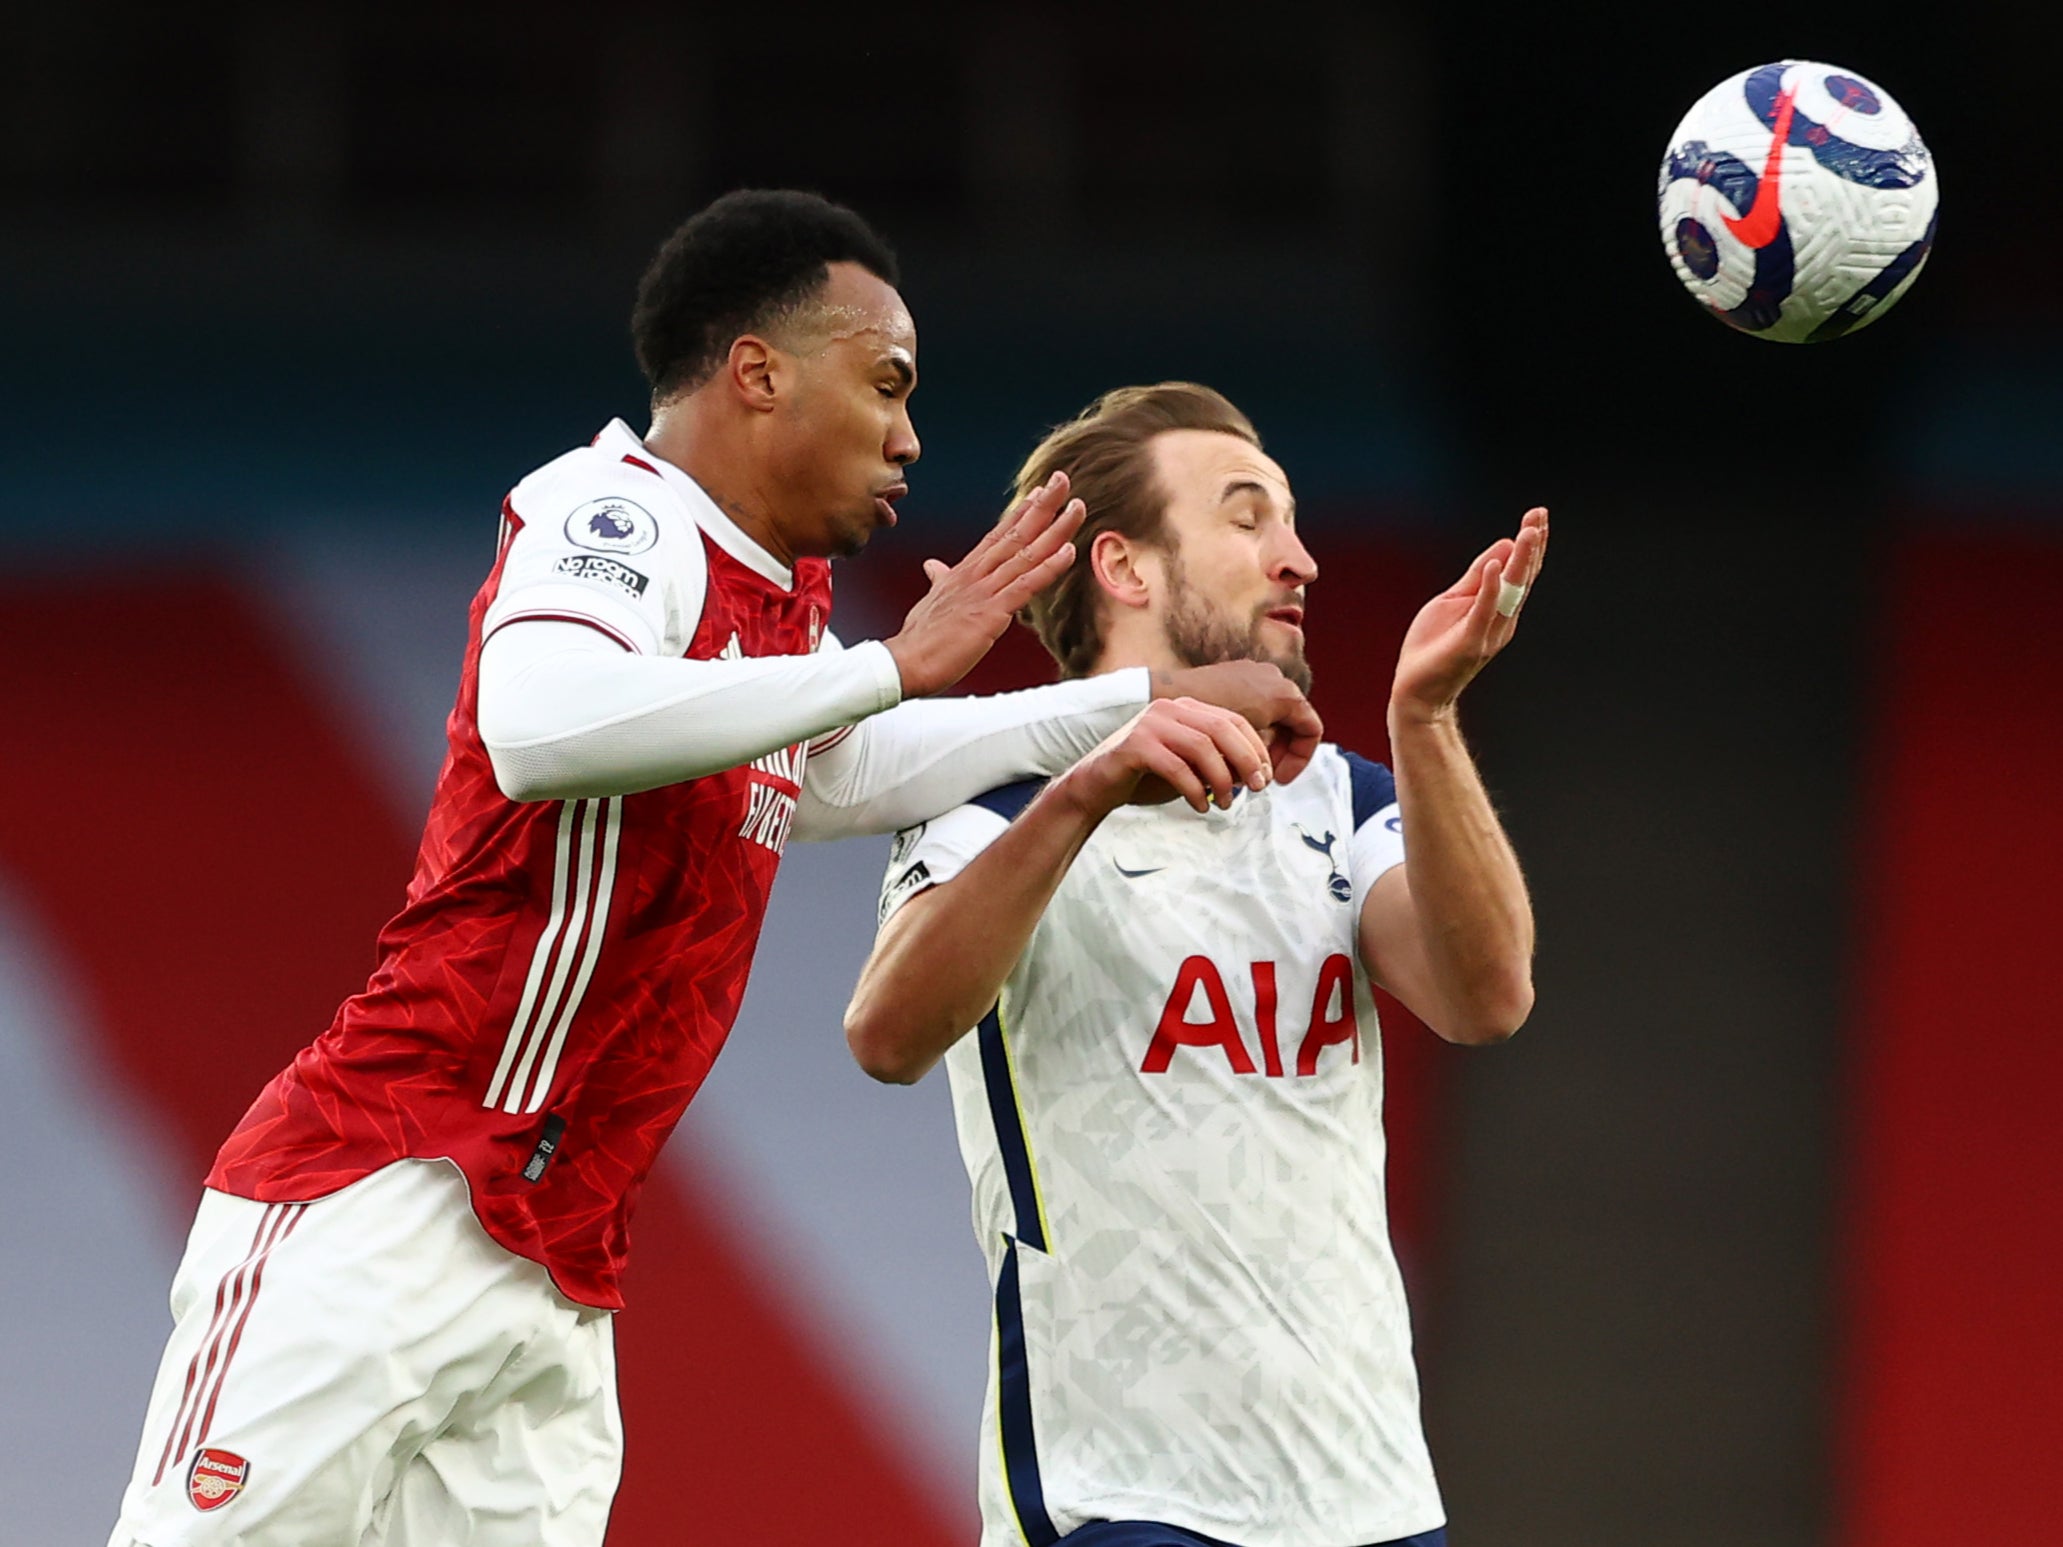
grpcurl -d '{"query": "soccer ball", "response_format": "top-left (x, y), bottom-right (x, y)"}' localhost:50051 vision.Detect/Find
top-left (1657, 61), bottom-right (1938, 342)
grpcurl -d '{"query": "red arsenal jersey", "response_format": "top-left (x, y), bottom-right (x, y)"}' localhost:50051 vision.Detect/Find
top-left (209, 423), bottom-right (839, 1309)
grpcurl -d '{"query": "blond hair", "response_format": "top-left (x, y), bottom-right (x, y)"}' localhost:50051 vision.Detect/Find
top-left (1012, 382), bottom-right (1260, 677)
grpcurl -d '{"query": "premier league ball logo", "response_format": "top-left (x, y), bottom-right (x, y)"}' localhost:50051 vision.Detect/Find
top-left (564, 497), bottom-right (659, 556)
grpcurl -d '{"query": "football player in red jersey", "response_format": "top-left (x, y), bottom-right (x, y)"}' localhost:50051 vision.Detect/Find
top-left (107, 192), bottom-right (1320, 1547)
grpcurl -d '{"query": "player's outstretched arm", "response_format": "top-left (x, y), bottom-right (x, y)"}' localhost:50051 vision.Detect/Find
top-left (1358, 508), bottom-right (1547, 1045)
top-left (795, 658), bottom-right (1320, 842)
top-left (480, 483), bottom-right (1315, 812)
top-left (844, 699), bottom-right (1271, 1084)
top-left (476, 472), bottom-right (1082, 804)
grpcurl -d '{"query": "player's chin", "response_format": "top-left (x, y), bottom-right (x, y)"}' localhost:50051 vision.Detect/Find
top-left (826, 507), bottom-right (882, 559)
top-left (1252, 619), bottom-right (1312, 694)
top-left (1265, 641), bottom-right (1313, 696)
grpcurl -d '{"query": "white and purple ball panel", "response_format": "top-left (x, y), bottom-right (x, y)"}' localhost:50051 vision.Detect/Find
top-left (1657, 60), bottom-right (1938, 343)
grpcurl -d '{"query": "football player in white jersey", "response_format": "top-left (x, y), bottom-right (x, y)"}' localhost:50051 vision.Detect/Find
top-left (846, 383), bottom-right (1545, 1547)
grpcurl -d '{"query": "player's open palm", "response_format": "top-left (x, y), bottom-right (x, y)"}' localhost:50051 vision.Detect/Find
top-left (1391, 507), bottom-right (1549, 717)
top-left (885, 471), bottom-right (1086, 697)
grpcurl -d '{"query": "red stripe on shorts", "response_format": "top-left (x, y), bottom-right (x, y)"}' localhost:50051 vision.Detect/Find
top-left (153, 1204), bottom-right (282, 1484)
top-left (193, 1204), bottom-right (307, 1448)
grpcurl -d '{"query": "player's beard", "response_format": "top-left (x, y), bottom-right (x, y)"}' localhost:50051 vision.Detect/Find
top-left (1160, 554), bottom-right (1313, 695)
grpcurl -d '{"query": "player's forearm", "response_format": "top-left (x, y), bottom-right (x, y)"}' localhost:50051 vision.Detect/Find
top-left (845, 774), bottom-right (1107, 1083)
top-left (794, 668), bottom-right (1150, 840)
top-left (1386, 708), bottom-right (1535, 1042)
top-left (478, 622), bottom-right (901, 801)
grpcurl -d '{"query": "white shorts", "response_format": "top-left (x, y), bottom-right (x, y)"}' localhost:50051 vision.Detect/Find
top-left (107, 1158), bottom-right (620, 1547)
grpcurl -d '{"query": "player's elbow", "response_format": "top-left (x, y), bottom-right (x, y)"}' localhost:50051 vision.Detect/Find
top-left (1438, 971), bottom-right (1534, 1046)
top-left (843, 1004), bottom-right (932, 1085)
top-left (488, 749), bottom-right (552, 804)
top-left (848, 1038), bottom-right (929, 1085)
top-left (486, 745), bottom-right (575, 804)
top-left (486, 742), bottom-right (646, 803)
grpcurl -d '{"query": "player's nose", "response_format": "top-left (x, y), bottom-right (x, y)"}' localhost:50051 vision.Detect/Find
top-left (1272, 527), bottom-right (1317, 587)
top-left (887, 407), bottom-right (920, 468)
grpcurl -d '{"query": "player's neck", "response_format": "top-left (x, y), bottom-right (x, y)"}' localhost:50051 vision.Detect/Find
top-left (642, 405), bottom-right (796, 569)
top-left (1088, 620), bottom-right (1183, 681)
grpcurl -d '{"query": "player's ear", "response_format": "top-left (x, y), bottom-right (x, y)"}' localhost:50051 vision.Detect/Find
top-left (724, 335), bottom-right (780, 413)
top-left (1091, 530), bottom-right (1156, 612)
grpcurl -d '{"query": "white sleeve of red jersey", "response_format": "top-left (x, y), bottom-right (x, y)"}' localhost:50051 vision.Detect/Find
top-left (793, 661), bottom-right (1151, 841)
top-left (483, 461), bottom-right (699, 657)
top-left (478, 621), bottom-right (902, 801)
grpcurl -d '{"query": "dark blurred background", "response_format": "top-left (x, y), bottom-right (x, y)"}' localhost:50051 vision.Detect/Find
top-left (3, 5), bottom-right (2058, 1544)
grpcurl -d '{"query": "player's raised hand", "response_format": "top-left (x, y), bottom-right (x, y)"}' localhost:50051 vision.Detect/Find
top-left (1058, 698), bottom-right (1273, 819)
top-left (1151, 660), bottom-right (1324, 784)
top-left (1390, 507), bottom-right (1549, 722)
top-left (884, 471), bottom-right (1086, 698)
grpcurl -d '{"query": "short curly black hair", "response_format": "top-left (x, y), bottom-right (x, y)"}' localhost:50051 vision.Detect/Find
top-left (630, 189), bottom-right (900, 402)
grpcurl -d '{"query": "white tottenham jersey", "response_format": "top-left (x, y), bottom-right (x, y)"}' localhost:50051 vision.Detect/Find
top-left (878, 744), bottom-right (1443, 1547)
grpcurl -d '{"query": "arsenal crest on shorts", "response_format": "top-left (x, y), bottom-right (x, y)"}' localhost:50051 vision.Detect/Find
top-left (188, 1447), bottom-right (249, 1511)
